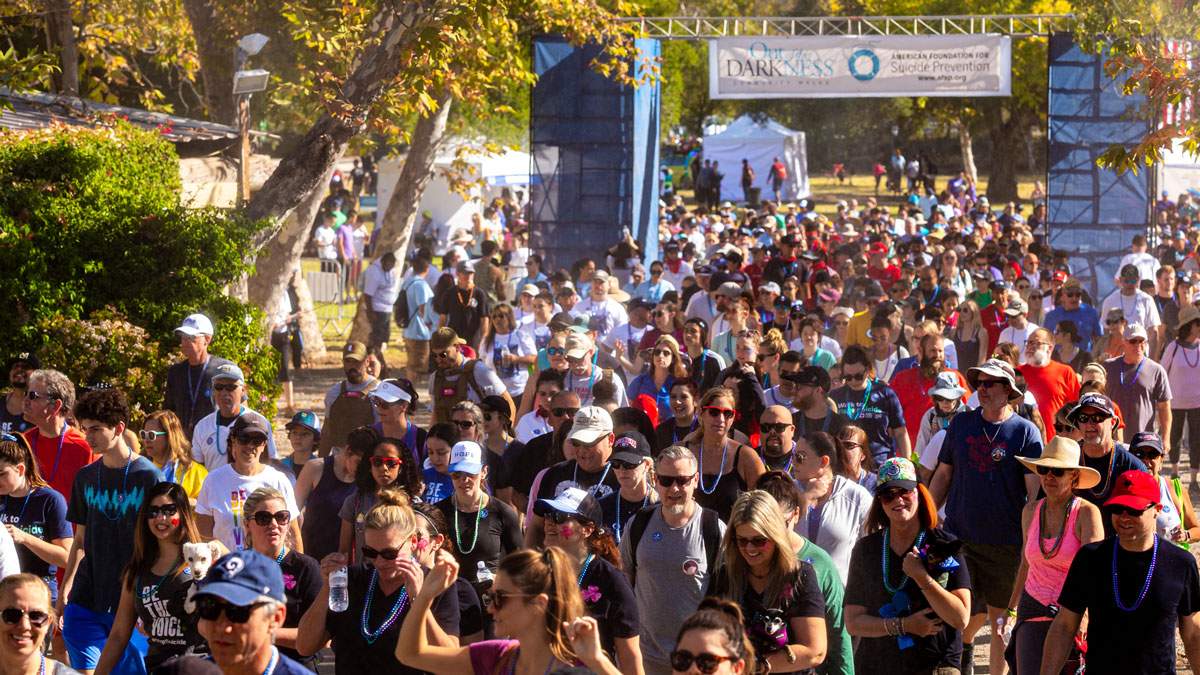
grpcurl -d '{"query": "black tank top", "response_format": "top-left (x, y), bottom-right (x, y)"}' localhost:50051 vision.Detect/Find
top-left (302, 458), bottom-right (357, 562)
top-left (692, 443), bottom-right (748, 522)
top-left (135, 567), bottom-right (206, 669)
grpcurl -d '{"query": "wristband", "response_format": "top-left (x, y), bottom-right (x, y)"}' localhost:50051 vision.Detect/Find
top-left (1006, 608), bottom-right (1017, 618)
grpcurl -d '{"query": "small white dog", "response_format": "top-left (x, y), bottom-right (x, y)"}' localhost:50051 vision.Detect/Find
top-left (183, 541), bottom-right (223, 612)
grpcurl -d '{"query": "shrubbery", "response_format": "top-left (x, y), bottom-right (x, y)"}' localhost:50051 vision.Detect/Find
top-left (0, 122), bottom-right (279, 417)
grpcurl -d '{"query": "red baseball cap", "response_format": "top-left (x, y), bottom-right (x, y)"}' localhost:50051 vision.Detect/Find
top-left (1104, 469), bottom-right (1159, 510)
top-left (1053, 270), bottom-right (1069, 283)
top-left (869, 242), bottom-right (888, 256)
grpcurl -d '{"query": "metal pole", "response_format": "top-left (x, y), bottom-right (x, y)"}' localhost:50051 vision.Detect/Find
top-left (238, 95), bottom-right (250, 205)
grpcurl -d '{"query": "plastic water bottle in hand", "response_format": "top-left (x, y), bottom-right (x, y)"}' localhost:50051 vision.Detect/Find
top-left (476, 561), bottom-right (495, 588)
top-left (995, 615), bottom-right (1013, 646)
top-left (328, 566), bottom-right (349, 612)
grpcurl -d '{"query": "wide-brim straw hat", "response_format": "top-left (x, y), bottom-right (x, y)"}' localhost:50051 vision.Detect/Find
top-left (1017, 436), bottom-right (1101, 490)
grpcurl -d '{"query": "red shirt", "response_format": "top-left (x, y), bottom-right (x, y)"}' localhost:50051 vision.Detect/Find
top-left (24, 425), bottom-right (96, 503)
top-left (868, 264), bottom-right (901, 286)
top-left (982, 304), bottom-right (1007, 355)
top-left (890, 368), bottom-right (971, 447)
top-left (1020, 361), bottom-right (1081, 440)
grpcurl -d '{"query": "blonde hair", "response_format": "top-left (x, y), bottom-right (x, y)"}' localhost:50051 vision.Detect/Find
top-left (144, 410), bottom-right (193, 468)
top-left (242, 487), bottom-right (290, 549)
top-left (719, 491), bottom-right (798, 607)
top-left (761, 328), bottom-right (787, 356)
top-left (364, 487), bottom-right (417, 536)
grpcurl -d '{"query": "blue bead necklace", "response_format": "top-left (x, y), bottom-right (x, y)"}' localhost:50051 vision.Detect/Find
top-left (1112, 535), bottom-right (1158, 612)
top-left (360, 568), bottom-right (410, 644)
top-left (577, 553), bottom-right (594, 587)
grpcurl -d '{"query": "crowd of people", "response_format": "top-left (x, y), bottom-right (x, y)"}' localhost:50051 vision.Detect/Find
top-left (4, 172), bottom-right (1200, 675)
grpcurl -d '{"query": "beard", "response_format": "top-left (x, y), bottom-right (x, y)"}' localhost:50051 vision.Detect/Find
top-left (919, 357), bottom-right (944, 379)
top-left (667, 503), bottom-right (687, 516)
top-left (1028, 348), bottom-right (1051, 367)
top-left (346, 368), bottom-right (365, 384)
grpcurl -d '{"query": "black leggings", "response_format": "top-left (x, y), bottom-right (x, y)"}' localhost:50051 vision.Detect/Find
top-left (1169, 408), bottom-right (1200, 467)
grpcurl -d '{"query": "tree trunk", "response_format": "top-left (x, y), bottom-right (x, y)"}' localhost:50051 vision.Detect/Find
top-left (44, 0), bottom-right (77, 95)
top-left (986, 107), bottom-right (1022, 203)
top-left (180, 0), bottom-right (237, 123)
top-left (243, 1), bottom-right (448, 312)
top-left (956, 121), bottom-right (978, 184)
top-left (346, 90), bottom-right (454, 345)
top-left (246, 162), bottom-right (338, 326)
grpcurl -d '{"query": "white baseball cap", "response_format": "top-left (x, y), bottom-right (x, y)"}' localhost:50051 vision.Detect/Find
top-left (175, 313), bottom-right (214, 337)
top-left (369, 380), bottom-right (411, 405)
top-left (568, 407), bottom-right (613, 445)
top-left (448, 441), bottom-right (483, 475)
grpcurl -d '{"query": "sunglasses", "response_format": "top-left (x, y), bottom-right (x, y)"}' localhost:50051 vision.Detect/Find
top-left (736, 535), bottom-right (770, 549)
top-left (757, 352), bottom-right (778, 361)
top-left (362, 546), bottom-right (404, 560)
top-left (372, 398), bottom-right (405, 409)
top-left (551, 407), bottom-right (579, 418)
top-left (0, 608), bottom-right (49, 628)
top-left (212, 384), bottom-right (239, 392)
top-left (547, 511), bottom-right (587, 525)
top-left (1108, 505), bottom-right (1151, 518)
top-left (433, 350), bottom-right (455, 360)
top-left (842, 372), bottom-right (867, 383)
top-left (761, 422), bottom-right (791, 434)
top-left (1035, 466), bottom-right (1069, 477)
top-left (669, 650), bottom-right (735, 674)
top-left (975, 379), bottom-right (1008, 390)
top-left (23, 391), bottom-right (54, 402)
top-left (1132, 450), bottom-right (1163, 460)
top-left (481, 589), bottom-right (533, 611)
top-left (651, 310), bottom-right (669, 318)
top-left (1073, 413), bottom-right (1110, 425)
top-left (146, 504), bottom-right (179, 520)
top-left (250, 510), bottom-right (291, 527)
top-left (704, 407), bottom-right (735, 420)
top-left (653, 349), bottom-right (674, 358)
top-left (196, 597), bottom-right (268, 624)
top-left (546, 347), bottom-right (566, 357)
top-left (138, 429), bottom-right (167, 442)
top-left (452, 420), bottom-right (476, 430)
top-left (657, 473), bottom-right (695, 488)
top-left (611, 460), bottom-right (641, 470)
top-left (879, 487), bottom-right (913, 502)
top-left (1106, 319), bottom-right (1123, 325)
top-left (234, 434), bottom-right (267, 446)
top-left (370, 456), bottom-right (403, 469)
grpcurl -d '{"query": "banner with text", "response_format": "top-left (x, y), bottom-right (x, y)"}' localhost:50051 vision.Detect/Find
top-left (709, 35), bottom-right (1011, 99)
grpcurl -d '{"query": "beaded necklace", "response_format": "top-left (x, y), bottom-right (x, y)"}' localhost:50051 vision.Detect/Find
top-left (577, 553), bottom-right (595, 587)
top-left (882, 528), bottom-right (926, 595)
top-left (454, 493), bottom-right (486, 554)
top-left (1112, 535), bottom-right (1158, 612)
top-left (360, 568), bottom-right (410, 644)
top-left (1086, 450), bottom-right (1119, 497)
top-left (274, 547), bottom-right (288, 564)
top-left (613, 491), bottom-right (648, 543)
top-left (697, 438), bottom-right (729, 495)
top-left (1038, 498), bottom-right (1075, 559)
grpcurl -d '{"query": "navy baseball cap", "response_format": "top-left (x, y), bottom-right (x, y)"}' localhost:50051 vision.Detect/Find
top-left (194, 550), bottom-right (286, 605)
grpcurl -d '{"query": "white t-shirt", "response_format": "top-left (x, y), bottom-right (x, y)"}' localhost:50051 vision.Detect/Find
top-left (0, 524), bottom-right (19, 579)
top-left (363, 261), bottom-right (401, 313)
top-left (1161, 340), bottom-right (1200, 409)
top-left (662, 261), bottom-right (694, 291)
top-left (1119, 251), bottom-right (1161, 283)
top-left (483, 331), bottom-right (537, 396)
top-left (1100, 289), bottom-right (1162, 329)
top-left (998, 322), bottom-right (1040, 364)
top-left (515, 411), bottom-right (553, 444)
top-left (564, 366), bottom-right (628, 408)
top-left (574, 298), bottom-right (629, 340)
top-left (314, 226), bottom-right (337, 260)
top-left (795, 475), bottom-right (871, 583)
top-left (685, 290), bottom-right (718, 323)
top-left (195, 464), bottom-right (299, 551)
top-left (191, 408), bottom-right (278, 470)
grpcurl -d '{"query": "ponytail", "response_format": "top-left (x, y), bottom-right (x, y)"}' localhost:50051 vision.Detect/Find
top-left (498, 547), bottom-right (585, 665)
top-left (678, 597), bottom-right (757, 672)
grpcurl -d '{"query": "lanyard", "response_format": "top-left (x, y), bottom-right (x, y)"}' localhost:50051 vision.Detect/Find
top-left (403, 423), bottom-right (419, 464)
top-left (35, 428), bottom-right (69, 484)
top-left (847, 380), bottom-right (875, 421)
top-left (807, 500), bottom-right (826, 542)
top-left (186, 357), bottom-right (210, 414)
top-left (1120, 357), bottom-right (1146, 387)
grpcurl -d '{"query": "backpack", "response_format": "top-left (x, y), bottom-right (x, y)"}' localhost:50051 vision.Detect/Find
top-left (394, 277), bottom-right (418, 329)
top-left (318, 380), bottom-right (379, 456)
top-left (431, 359), bottom-right (485, 424)
top-left (626, 504), bottom-right (722, 587)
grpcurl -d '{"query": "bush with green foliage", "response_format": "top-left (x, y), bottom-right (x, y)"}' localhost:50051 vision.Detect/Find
top-left (0, 122), bottom-right (279, 417)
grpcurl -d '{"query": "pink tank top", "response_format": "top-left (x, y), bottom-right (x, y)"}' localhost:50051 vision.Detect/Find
top-left (1024, 498), bottom-right (1083, 607)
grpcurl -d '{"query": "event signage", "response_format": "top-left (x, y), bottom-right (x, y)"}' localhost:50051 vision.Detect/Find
top-left (709, 35), bottom-right (1011, 99)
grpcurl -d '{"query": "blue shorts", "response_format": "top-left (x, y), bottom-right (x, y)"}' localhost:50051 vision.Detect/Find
top-left (62, 602), bottom-right (148, 674)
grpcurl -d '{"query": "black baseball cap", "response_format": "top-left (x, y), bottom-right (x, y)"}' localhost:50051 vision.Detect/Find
top-left (610, 431), bottom-right (651, 464)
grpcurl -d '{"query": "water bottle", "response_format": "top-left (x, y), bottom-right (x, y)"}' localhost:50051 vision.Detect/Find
top-left (995, 615), bottom-right (1013, 646)
top-left (328, 566), bottom-right (349, 612)
top-left (476, 561), bottom-right (494, 589)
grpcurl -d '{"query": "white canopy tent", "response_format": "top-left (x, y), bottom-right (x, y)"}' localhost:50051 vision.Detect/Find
top-left (702, 115), bottom-right (809, 202)
top-left (376, 146), bottom-right (531, 253)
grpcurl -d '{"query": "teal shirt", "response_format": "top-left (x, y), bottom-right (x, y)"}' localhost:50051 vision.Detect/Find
top-left (799, 539), bottom-right (854, 675)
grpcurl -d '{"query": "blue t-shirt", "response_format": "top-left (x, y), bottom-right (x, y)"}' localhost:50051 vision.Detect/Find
top-left (66, 455), bottom-right (163, 613)
top-left (401, 276), bottom-right (437, 341)
top-left (0, 487), bottom-right (71, 599)
top-left (830, 380), bottom-right (905, 464)
top-left (938, 408), bottom-right (1043, 546)
top-left (1043, 305), bottom-right (1103, 352)
top-left (422, 463), bottom-right (453, 504)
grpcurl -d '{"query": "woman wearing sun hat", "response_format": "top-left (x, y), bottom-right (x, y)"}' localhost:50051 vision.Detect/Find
top-left (1003, 436), bottom-right (1104, 674)
top-left (844, 457), bottom-right (971, 674)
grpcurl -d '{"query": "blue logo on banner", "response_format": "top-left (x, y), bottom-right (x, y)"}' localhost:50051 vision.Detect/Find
top-left (848, 49), bottom-right (880, 81)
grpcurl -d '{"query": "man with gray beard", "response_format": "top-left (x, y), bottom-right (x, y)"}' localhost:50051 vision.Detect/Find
top-left (620, 446), bottom-right (725, 675)
top-left (1020, 327), bottom-right (1081, 441)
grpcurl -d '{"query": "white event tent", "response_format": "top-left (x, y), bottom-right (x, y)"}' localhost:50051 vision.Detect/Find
top-left (702, 115), bottom-right (810, 203)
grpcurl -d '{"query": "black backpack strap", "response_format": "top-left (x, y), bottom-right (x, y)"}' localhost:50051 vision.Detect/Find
top-left (700, 507), bottom-right (723, 575)
top-left (626, 506), bottom-right (657, 588)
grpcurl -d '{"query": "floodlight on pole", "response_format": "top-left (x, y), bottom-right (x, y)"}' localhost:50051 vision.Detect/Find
top-left (232, 69), bottom-right (270, 95)
top-left (237, 33), bottom-right (270, 57)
